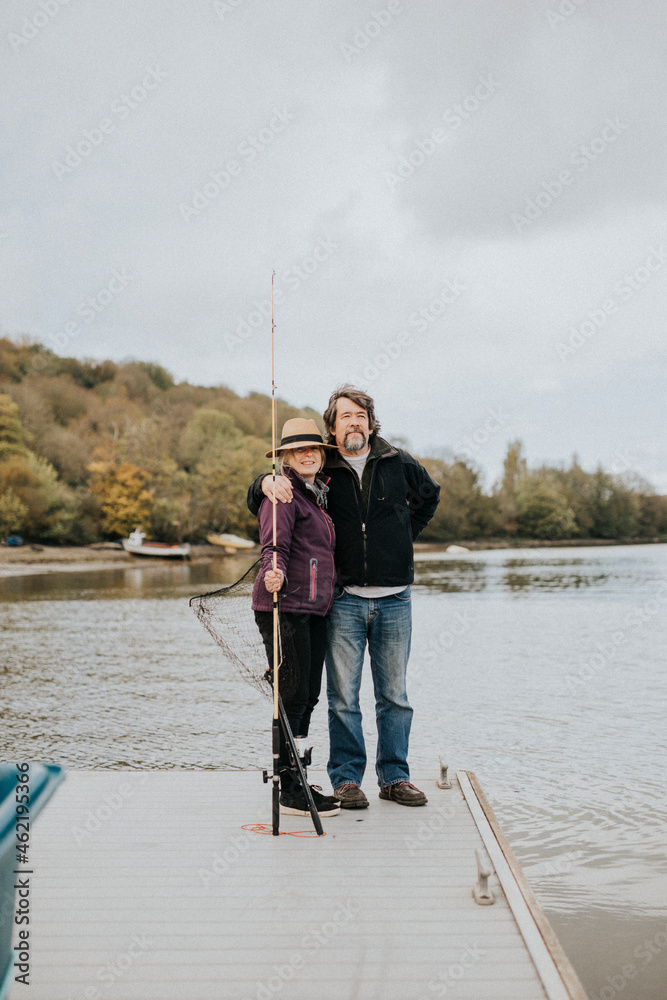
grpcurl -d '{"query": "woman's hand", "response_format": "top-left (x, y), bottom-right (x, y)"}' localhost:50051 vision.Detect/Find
top-left (263, 569), bottom-right (285, 593)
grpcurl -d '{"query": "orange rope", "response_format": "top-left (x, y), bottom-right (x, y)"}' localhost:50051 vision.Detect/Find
top-left (242, 823), bottom-right (326, 838)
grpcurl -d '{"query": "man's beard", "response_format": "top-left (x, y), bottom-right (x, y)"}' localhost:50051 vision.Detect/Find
top-left (343, 428), bottom-right (368, 452)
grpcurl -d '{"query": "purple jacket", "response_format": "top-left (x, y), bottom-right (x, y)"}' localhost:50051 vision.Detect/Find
top-left (251, 467), bottom-right (336, 616)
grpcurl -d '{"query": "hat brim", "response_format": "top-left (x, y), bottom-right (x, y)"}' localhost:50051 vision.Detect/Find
top-left (264, 441), bottom-right (338, 459)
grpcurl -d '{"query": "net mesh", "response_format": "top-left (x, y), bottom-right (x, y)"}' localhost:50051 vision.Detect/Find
top-left (189, 560), bottom-right (299, 701)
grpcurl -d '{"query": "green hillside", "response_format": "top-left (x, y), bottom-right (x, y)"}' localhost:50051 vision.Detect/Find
top-left (1, 337), bottom-right (665, 545)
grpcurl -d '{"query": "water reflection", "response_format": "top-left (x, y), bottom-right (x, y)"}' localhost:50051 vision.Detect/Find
top-left (502, 570), bottom-right (610, 591)
top-left (0, 554), bottom-right (257, 603)
top-left (413, 550), bottom-right (613, 594)
top-left (414, 559), bottom-right (486, 593)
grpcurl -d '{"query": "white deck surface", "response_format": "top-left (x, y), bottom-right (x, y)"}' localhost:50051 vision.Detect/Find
top-left (9, 769), bottom-right (575, 1000)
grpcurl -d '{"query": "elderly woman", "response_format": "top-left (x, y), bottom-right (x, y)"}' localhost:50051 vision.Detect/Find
top-left (252, 418), bottom-right (339, 817)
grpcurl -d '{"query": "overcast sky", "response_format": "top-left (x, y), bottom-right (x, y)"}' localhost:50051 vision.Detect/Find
top-left (1, 0), bottom-right (665, 489)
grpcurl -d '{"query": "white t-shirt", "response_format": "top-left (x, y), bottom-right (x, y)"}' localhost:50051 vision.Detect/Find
top-left (341, 448), bottom-right (407, 599)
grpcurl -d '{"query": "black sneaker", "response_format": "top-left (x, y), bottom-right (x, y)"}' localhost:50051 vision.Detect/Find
top-left (280, 785), bottom-right (341, 817)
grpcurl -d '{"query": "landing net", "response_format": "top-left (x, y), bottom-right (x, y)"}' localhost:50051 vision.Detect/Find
top-left (189, 560), bottom-right (299, 701)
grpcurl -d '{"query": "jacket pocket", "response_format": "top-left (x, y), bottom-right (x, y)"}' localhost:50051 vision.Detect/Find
top-left (309, 558), bottom-right (318, 602)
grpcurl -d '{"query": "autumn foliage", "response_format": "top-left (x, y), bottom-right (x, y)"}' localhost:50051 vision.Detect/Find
top-left (0, 337), bottom-right (665, 544)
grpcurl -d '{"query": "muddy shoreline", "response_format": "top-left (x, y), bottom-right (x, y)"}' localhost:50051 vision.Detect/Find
top-left (0, 544), bottom-right (257, 577)
top-left (0, 537), bottom-right (664, 578)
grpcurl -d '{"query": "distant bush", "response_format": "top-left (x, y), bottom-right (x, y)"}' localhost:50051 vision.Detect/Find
top-left (0, 453), bottom-right (76, 542)
top-left (131, 361), bottom-right (174, 391)
top-left (88, 461), bottom-right (154, 538)
top-left (0, 393), bottom-right (32, 461)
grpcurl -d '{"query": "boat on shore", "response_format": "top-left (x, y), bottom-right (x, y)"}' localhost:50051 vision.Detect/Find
top-left (206, 532), bottom-right (256, 553)
top-left (122, 529), bottom-right (190, 559)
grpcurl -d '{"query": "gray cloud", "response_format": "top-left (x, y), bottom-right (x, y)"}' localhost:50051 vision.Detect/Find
top-left (1, 0), bottom-right (665, 489)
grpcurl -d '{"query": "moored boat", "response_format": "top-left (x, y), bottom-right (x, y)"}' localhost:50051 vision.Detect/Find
top-left (122, 529), bottom-right (190, 559)
top-left (206, 532), bottom-right (256, 551)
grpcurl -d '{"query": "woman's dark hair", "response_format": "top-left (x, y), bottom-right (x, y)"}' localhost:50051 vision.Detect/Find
top-left (322, 385), bottom-right (381, 445)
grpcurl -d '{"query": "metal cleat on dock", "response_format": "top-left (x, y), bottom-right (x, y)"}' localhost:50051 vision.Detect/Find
top-left (436, 756), bottom-right (452, 788)
top-left (473, 846), bottom-right (495, 904)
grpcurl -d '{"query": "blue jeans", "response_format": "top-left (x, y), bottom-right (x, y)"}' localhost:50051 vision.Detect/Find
top-left (325, 587), bottom-right (413, 789)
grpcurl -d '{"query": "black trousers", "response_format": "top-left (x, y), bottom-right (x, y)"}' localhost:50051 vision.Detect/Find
top-left (254, 610), bottom-right (327, 777)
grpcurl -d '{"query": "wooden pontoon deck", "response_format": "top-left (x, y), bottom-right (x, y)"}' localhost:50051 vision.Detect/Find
top-left (10, 769), bottom-right (588, 999)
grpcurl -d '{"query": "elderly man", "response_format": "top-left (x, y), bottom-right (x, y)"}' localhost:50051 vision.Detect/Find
top-left (248, 385), bottom-right (440, 808)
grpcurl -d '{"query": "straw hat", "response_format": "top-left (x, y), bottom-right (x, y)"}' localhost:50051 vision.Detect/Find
top-left (265, 418), bottom-right (337, 458)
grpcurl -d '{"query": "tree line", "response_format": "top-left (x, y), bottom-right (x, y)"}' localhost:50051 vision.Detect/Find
top-left (0, 337), bottom-right (665, 545)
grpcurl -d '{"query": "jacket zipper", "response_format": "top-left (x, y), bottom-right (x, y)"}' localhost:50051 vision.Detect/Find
top-left (309, 558), bottom-right (318, 602)
top-left (318, 505), bottom-right (336, 611)
top-left (343, 464), bottom-right (370, 585)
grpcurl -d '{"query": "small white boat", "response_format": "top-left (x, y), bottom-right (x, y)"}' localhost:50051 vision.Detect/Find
top-left (206, 532), bottom-right (256, 551)
top-left (122, 529), bottom-right (191, 559)
top-left (446, 543), bottom-right (470, 554)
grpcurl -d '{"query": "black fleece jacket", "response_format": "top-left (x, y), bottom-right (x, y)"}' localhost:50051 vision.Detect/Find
top-left (247, 436), bottom-right (440, 588)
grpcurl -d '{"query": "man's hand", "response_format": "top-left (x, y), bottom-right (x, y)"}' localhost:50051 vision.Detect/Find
top-left (263, 569), bottom-right (285, 593)
top-left (261, 474), bottom-right (293, 504)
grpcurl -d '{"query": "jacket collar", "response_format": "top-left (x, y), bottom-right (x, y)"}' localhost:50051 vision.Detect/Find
top-left (284, 464), bottom-right (331, 498)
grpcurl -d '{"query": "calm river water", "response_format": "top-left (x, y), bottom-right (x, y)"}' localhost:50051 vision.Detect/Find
top-left (1, 543), bottom-right (666, 999)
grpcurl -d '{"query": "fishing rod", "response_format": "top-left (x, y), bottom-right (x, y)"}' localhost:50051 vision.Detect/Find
top-left (271, 270), bottom-right (280, 836)
top-left (269, 272), bottom-right (323, 837)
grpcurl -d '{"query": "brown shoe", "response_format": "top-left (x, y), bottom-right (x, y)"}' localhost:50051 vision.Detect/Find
top-left (334, 783), bottom-right (369, 809)
top-left (379, 781), bottom-right (428, 806)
